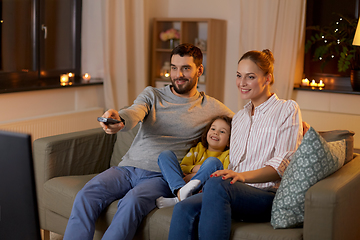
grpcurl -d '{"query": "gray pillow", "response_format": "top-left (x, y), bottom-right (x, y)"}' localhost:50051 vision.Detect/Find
top-left (271, 127), bottom-right (346, 229)
top-left (318, 130), bottom-right (354, 164)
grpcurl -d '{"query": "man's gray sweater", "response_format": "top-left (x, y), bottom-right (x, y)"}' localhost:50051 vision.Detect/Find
top-left (118, 85), bottom-right (234, 172)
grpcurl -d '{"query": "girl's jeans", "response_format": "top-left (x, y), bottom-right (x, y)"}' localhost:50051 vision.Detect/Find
top-left (157, 150), bottom-right (223, 195)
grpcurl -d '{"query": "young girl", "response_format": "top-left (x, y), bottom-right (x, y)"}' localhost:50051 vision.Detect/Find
top-left (156, 115), bottom-right (232, 208)
top-left (168, 49), bottom-right (303, 239)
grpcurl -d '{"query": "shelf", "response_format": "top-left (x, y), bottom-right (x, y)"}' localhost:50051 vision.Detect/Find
top-left (0, 77), bottom-right (103, 94)
top-left (151, 18), bottom-right (226, 102)
top-left (155, 48), bottom-right (208, 54)
top-left (294, 75), bottom-right (360, 95)
top-left (294, 85), bottom-right (360, 95)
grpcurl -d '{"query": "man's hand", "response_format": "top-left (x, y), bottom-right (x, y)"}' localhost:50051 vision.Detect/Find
top-left (210, 169), bottom-right (245, 184)
top-left (100, 109), bottom-right (125, 134)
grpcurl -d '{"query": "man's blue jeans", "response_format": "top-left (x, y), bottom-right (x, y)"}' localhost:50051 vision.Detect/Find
top-left (168, 177), bottom-right (276, 240)
top-left (157, 150), bottom-right (224, 195)
top-left (63, 166), bottom-right (172, 240)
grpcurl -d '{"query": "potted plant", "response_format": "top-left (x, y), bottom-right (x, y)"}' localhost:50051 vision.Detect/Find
top-left (305, 13), bottom-right (360, 91)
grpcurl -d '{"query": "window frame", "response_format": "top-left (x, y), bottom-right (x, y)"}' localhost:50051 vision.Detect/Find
top-left (0, 0), bottom-right (82, 93)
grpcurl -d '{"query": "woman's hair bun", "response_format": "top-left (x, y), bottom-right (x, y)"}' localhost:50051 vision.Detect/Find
top-left (262, 49), bottom-right (275, 63)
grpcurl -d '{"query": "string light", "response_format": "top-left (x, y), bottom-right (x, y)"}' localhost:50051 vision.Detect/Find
top-left (306, 15), bottom-right (356, 73)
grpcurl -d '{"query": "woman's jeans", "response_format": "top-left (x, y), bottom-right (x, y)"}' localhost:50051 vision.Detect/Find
top-left (169, 177), bottom-right (276, 240)
top-left (158, 150), bottom-right (223, 195)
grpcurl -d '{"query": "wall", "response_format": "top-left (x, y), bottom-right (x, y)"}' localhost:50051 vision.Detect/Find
top-left (293, 90), bottom-right (360, 149)
top-left (0, 85), bottom-right (105, 138)
top-left (0, 86), bottom-right (104, 122)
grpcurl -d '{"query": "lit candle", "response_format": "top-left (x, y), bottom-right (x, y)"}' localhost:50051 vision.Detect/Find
top-left (160, 61), bottom-right (171, 79)
top-left (310, 80), bottom-right (318, 87)
top-left (68, 72), bottom-right (75, 83)
top-left (82, 73), bottom-right (91, 81)
top-left (60, 74), bottom-right (69, 86)
top-left (301, 78), bottom-right (309, 87)
top-left (318, 80), bottom-right (325, 88)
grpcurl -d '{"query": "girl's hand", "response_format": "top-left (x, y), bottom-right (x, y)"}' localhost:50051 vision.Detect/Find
top-left (183, 173), bottom-right (196, 183)
top-left (191, 165), bottom-right (201, 173)
top-left (210, 169), bottom-right (245, 184)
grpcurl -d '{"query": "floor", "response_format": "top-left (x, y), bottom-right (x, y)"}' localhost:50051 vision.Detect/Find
top-left (40, 231), bottom-right (63, 240)
top-left (50, 232), bottom-right (63, 240)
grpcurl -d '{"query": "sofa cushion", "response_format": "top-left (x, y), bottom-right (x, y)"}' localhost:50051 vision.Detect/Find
top-left (271, 127), bottom-right (346, 229)
top-left (43, 173), bottom-right (150, 238)
top-left (318, 129), bottom-right (354, 164)
top-left (43, 174), bottom-right (97, 218)
top-left (148, 207), bottom-right (303, 240)
top-left (110, 123), bottom-right (140, 167)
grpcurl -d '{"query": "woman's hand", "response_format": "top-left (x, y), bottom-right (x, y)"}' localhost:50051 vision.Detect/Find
top-left (100, 109), bottom-right (125, 134)
top-left (210, 166), bottom-right (280, 185)
top-left (210, 169), bottom-right (245, 184)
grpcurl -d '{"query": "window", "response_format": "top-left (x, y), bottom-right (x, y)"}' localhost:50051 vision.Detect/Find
top-left (0, 0), bottom-right (81, 92)
top-left (304, 0), bottom-right (360, 78)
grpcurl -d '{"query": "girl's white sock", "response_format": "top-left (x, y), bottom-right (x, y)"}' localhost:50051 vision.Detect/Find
top-left (156, 196), bottom-right (179, 208)
top-left (156, 179), bottom-right (201, 208)
top-left (179, 179), bottom-right (201, 201)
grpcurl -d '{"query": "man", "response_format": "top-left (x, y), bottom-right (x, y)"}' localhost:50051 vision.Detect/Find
top-left (64, 43), bottom-right (234, 240)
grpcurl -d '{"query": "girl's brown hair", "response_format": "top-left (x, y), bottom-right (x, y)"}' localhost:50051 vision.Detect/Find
top-left (199, 115), bottom-right (232, 151)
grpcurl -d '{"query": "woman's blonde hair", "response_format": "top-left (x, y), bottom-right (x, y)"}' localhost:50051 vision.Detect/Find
top-left (238, 49), bottom-right (275, 85)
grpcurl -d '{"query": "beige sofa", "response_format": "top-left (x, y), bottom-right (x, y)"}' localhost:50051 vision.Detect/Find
top-left (33, 124), bottom-right (360, 240)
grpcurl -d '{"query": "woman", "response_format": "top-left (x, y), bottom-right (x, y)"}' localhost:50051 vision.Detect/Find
top-left (168, 49), bottom-right (303, 240)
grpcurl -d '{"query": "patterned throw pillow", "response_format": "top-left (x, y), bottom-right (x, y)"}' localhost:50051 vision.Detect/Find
top-left (270, 127), bottom-right (346, 229)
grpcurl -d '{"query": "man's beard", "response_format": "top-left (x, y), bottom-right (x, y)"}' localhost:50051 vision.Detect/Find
top-left (171, 77), bottom-right (197, 95)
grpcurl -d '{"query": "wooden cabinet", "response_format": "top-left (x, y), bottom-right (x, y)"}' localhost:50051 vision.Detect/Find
top-left (151, 18), bottom-right (227, 102)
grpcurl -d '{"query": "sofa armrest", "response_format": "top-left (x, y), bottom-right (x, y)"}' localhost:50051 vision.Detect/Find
top-left (304, 153), bottom-right (360, 240)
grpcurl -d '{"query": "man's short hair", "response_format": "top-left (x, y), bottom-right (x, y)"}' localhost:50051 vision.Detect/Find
top-left (170, 43), bottom-right (203, 67)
